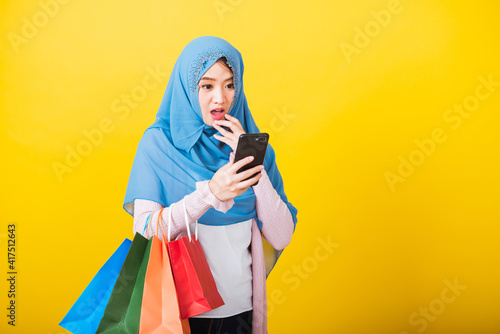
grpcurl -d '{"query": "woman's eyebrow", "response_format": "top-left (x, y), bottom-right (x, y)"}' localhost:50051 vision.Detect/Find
top-left (199, 76), bottom-right (233, 82)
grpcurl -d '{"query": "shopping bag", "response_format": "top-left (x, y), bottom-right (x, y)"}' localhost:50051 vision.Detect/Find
top-left (120, 236), bottom-right (152, 332)
top-left (59, 238), bottom-right (132, 334)
top-left (140, 207), bottom-right (190, 333)
top-left (96, 230), bottom-right (151, 333)
top-left (121, 214), bottom-right (154, 333)
top-left (166, 198), bottom-right (224, 319)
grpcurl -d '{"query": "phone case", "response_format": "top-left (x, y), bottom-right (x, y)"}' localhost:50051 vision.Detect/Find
top-left (233, 133), bottom-right (269, 186)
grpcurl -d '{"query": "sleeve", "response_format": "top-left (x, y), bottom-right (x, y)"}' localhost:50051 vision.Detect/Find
top-left (133, 180), bottom-right (235, 240)
top-left (252, 169), bottom-right (295, 250)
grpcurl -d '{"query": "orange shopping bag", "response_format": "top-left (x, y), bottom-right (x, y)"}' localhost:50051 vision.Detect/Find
top-left (139, 208), bottom-right (190, 334)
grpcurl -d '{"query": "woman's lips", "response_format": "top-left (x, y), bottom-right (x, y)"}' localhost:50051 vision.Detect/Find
top-left (210, 108), bottom-right (225, 120)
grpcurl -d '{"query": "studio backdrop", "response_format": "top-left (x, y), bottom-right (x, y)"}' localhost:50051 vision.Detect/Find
top-left (1, 0), bottom-right (500, 333)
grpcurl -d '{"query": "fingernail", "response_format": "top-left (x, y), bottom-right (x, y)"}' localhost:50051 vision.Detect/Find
top-left (248, 156), bottom-right (254, 161)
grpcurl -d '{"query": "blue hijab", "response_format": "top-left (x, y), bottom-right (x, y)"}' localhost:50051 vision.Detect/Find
top-left (123, 36), bottom-right (297, 232)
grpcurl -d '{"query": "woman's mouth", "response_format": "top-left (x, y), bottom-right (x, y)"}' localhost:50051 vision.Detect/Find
top-left (210, 108), bottom-right (225, 120)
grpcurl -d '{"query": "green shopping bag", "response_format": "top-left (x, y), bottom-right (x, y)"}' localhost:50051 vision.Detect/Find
top-left (96, 215), bottom-right (153, 333)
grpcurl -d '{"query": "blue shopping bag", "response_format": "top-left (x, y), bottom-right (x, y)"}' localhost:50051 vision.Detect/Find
top-left (59, 238), bottom-right (132, 334)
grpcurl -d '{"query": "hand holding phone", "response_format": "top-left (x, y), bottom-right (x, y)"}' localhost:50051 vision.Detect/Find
top-left (233, 133), bottom-right (269, 186)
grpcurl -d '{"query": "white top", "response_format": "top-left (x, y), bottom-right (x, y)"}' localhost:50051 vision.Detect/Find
top-left (190, 218), bottom-right (253, 318)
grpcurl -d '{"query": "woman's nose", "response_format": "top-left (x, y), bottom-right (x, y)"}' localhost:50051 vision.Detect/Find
top-left (213, 87), bottom-right (225, 104)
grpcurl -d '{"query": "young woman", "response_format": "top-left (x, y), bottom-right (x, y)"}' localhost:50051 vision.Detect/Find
top-left (123, 36), bottom-right (298, 334)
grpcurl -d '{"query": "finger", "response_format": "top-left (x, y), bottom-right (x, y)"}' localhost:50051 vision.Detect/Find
top-left (234, 165), bottom-right (264, 182)
top-left (230, 155), bottom-right (255, 173)
top-left (215, 121), bottom-right (241, 132)
top-left (214, 119), bottom-right (244, 134)
top-left (220, 157), bottom-right (234, 170)
top-left (231, 171), bottom-right (263, 191)
top-left (224, 113), bottom-right (243, 127)
top-left (216, 158), bottom-right (234, 171)
top-left (213, 133), bottom-right (231, 144)
top-left (214, 132), bottom-right (238, 152)
top-left (214, 119), bottom-right (236, 127)
top-left (213, 123), bottom-right (236, 138)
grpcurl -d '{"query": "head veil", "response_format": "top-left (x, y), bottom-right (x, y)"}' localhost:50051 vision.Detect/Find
top-left (123, 36), bottom-right (298, 235)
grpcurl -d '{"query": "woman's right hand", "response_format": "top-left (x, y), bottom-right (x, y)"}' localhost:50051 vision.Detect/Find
top-left (208, 156), bottom-right (264, 202)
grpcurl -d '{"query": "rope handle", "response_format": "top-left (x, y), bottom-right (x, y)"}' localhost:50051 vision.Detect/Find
top-left (167, 206), bottom-right (172, 242)
top-left (142, 213), bottom-right (153, 238)
top-left (156, 207), bottom-right (165, 240)
top-left (182, 197), bottom-right (198, 242)
top-left (155, 199), bottom-right (198, 243)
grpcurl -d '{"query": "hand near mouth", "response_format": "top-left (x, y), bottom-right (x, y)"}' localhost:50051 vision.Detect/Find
top-left (213, 113), bottom-right (245, 152)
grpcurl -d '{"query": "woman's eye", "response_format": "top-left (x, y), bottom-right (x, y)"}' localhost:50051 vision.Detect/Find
top-left (226, 83), bottom-right (235, 89)
top-left (201, 84), bottom-right (212, 89)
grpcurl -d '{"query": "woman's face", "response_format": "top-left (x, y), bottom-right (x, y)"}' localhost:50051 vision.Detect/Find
top-left (198, 60), bottom-right (235, 127)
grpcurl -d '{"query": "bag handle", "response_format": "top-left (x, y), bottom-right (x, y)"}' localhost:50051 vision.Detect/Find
top-left (182, 197), bottom-right (198, 242)
top-left (165, 206), bottom-right (176, 242)
top-left (167, 206), bottom-right (172, 242)
top-left (163, 199), bottom-right (198, 242)
top-left (156, 207), bottom-right (166, 240)
top-left (142, 213), bottom-right (153, 238)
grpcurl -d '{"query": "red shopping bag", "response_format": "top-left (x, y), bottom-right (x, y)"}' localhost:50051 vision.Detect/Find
top-left (139, 209), bottom-right (190, 334)
top-left (165, 198), bottom-right (224, 319)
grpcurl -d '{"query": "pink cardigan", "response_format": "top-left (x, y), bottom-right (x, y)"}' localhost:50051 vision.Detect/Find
top-left (132, 168), bottom-right (295, 334)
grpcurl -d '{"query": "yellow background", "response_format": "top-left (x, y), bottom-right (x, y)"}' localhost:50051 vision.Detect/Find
top-left (1, 0), bottom-right (499, 333)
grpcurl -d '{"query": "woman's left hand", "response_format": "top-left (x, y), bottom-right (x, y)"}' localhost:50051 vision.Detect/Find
top-left (213, 113), bottom-right (245, 151)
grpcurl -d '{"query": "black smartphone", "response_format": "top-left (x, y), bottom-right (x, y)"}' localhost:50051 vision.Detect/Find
top-left (233, 133), bottom-right (269, 186)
